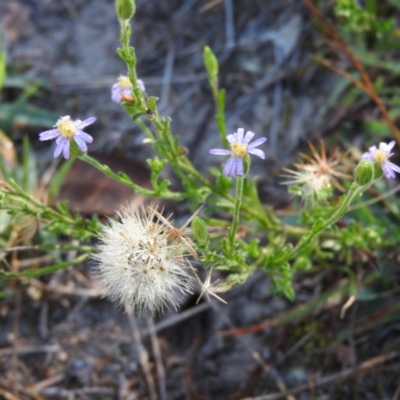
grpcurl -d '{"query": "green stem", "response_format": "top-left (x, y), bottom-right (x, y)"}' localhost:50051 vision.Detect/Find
top-left (0, 254), bottom-right (88, 280)
top-left (5, 180), bottom-right (78, 227)
top-left (229, 177), bottom-right (244, 251)
top-left (216, 89), bottom-right (228, 148)
top-left (278, 182), bottom-right (365, 264)
top-left (1, 243), bottom-right (94, 253)
top-left (78, 153), bottom-right (152, 195)
top-left (77, 152), bottom-right (183, 200)
top-left (119, 22), bottom-right (145, 109)
top-left (136, 119), bottom-right (155, 141)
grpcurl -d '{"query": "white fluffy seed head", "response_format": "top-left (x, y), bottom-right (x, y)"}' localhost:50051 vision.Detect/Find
top-left (92, 205), bottom-right (194, 316)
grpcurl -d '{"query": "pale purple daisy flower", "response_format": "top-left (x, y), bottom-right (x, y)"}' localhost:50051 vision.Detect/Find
top-left (209, 128), bottom-right (267, 177)
top-left (361, 140), bottom-right (400, 179)
top-left (111, 75), bottom-right (145, 104)
top-left (39, 115), bottom-right (96, 159)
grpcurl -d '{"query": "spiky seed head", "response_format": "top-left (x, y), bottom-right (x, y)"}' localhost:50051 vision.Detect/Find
top-left (281, 141), bottom-right (351, 206)
top-left (92, 205), bottom-right (194, 316)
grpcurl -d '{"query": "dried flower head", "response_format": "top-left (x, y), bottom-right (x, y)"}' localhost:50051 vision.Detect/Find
top-left (361, 141), bottom-right (400, 179)
top-left (195, 268), bottom-right (228, 305)
top-left (150, 205), bottom-right (204, 260)
top-left (209, 128), bottom-right (267, 177)
top-left (93, 205), bottom-right (194, 316)
top-left (281, 141), bottom-right (351, 204)
top-left (39, 116), bottom-right (96, 159)
top-left (111, 75), bottom-right (145, 104)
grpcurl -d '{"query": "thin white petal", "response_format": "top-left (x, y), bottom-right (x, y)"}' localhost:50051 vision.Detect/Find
top-left (39, 129), bottom-right (60, 141)
top-left (380, 140), bottom-right (396, 157)
top-left (235, 158), bottom-right (244, 176)
top-left (77, 130), bottom-right (93, 143)
top-left (223, 156), bottom-right (235, 176)
top-left (76, 117), bottom-right (96, 129)
top-left (210, 149), bottom-right (231, 155)
top-left (387, 161), bottom-right (400, 174)
top-left (361, 152), bottom-right (374, 162)
top-left (111, 85), bottom-right (122, 103)
top-left (138, 79), bottom-right (146, 92)
top-left (248, 148), bottom-right (265, 159)
top-left (56, 135), bottom-right (65, 144)
top-left (62, 140), bottom-right (71, 159)
top-left (243, 131), bottom-right (255, 144)
top-left (74, 135), bottom-right (88, 152)
top-left (236, 128), bottom-right (244, 142)
top-left (226, 134), bottom-right (235, 144)
top-left (249, 137), bottom-right (267, 148)
top-left (53, 139), bottom-right (66, 158)
top-left (382, 163), bottom-right (395, 179)
top-left (379, 141), bottom-right (391, 152)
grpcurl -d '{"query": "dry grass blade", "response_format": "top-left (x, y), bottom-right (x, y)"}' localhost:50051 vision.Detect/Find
top-left (0, 387), bottom-right (20, 400)
top-left (141, 302), bottom-right (212, 337)
top-left (29, 278), bottom-right (105, 297)
top-left (147, 318), bottom-right (167, 400)
top-left (0, 345), bottom-right (60, 357)
top-left (303, 0), bottom-right (400, 146)
top-left (243, 351), bottom-right (399, 400)
top-left (201, 0), bottom-right (223, 12)
top-left (125, 304), bottom-right (157, 400)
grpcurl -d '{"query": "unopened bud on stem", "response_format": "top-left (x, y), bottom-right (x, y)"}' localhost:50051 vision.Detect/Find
top-left (354, 159), bottom-right (374, 186)
top-left (116, 0), bottom-right (135, 21)
top-left (192, 217), bottom-right (209, 247)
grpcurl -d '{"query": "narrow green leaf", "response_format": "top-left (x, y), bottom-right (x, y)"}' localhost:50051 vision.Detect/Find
top-left (0, 47), bottom-right (5, 91)
top-left (49, 157), bottom-right (75, 198)
top-left (147, 96), bottom-right (158, 112)
top-left (0, 254), bottom-right (88, 280)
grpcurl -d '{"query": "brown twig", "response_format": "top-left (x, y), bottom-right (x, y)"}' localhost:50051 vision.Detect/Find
top-left (349, 301), bottom-right (359, 400)
top-left (32, 374), bottom-right (65, 392)
top-left (125, 304), bottom-right (157, 400)
top-left (0, 387), bottom-right (20, 400)
top-left (29, 278), bottom-right (105, 297)
top-left (243, 351), bottom-right (398, 400)
top-left (213, 302), bottom-right (295, 400)
top-left (11, 287), bottom-right (22, 394)
top-left (141, 302), bottom-right (212, 337)
top-left (392, 379), bottom-right (400, 400)
top-left (147, 318), bottom-right (168, 400)
top-left (303, 0), bottom-right (400, 146)
top-left (316, 57), bottom-right (366, 93)
top-left (0, 345), bottom-right (60, 357)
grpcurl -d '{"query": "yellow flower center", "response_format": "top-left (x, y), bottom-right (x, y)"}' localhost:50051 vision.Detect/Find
top-left (231, 143), bottom-right (247, 158)
top-left (118, 76), bottom-right (133, 90)
top-left (374, 149), bottom-right (387, 164)
top-left (56, 117), bottom-right (76, 138)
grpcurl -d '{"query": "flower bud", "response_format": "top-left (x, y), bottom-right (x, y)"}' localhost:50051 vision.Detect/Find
top-left (203, 46), bottom-right (219, 79)
top-left (354, 159), bottom-right (374, 185)
top-left (178, 146), bottom-right (188, 156)
top-left (116, 0), bottom-right (135, 20)
top-left (147, 156), bottom-right (166, 175)
top-left (191, 216), bottom-right (209, 247)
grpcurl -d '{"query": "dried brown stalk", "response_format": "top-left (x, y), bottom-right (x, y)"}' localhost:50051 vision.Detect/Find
top-left (303, 0), bottom-right (400, 146)
top-left (244, 351), bottom-right (398, 400)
